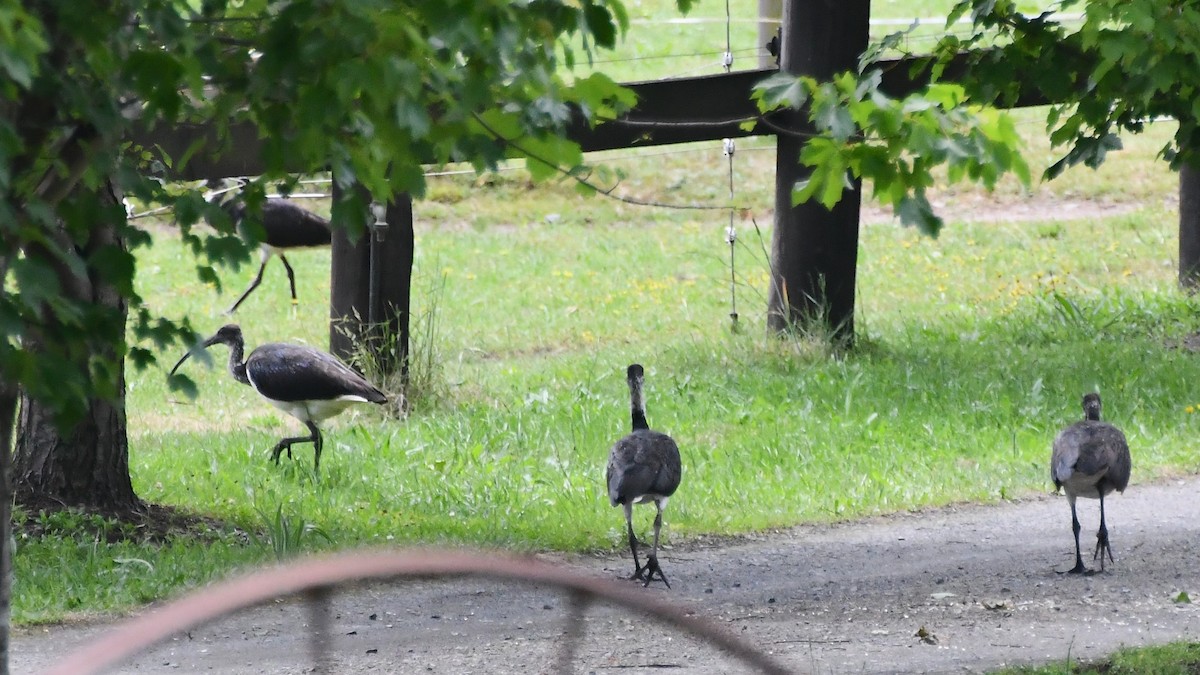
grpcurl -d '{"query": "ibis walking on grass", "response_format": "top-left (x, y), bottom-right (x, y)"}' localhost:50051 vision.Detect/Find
top-left (606, 363), bottom-right (682, 588)
top-left (170, 324), bottom-right (387, 473)
top-left (205, 182), bottom-right (332, 314)
top-left (1051, 392), bottom-right (1131, 574)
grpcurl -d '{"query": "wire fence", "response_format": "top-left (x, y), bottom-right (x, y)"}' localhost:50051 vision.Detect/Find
top-left (129, 7), bottom-right (1113, 325)
top-left (129, 8), bottom-right (1092, 219)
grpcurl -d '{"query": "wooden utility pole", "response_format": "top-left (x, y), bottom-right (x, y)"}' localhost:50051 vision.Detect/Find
top-left (329, 182), bottom-right (414, 384)
top-left (767, 0), bottom-right (871, 343)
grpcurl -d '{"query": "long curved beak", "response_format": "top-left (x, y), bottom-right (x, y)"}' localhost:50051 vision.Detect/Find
top-left (168, 350), bottom-right (194, 377)
top-left (169, 333), bottom-right (220, 377)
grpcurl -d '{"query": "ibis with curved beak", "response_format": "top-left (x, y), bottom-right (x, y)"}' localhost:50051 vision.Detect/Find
top-left (170, 324), bottom-right (387, 473)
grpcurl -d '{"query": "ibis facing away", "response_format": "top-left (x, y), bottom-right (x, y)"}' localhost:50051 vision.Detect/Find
top-left (606, 364), bottom-right (682, 588)
top-left (1051, 393), bottom-right (1131, 574)
top-left (170, 324), bottom-right (386, 473)
top-left (206, 183), bottom-right (332, 314)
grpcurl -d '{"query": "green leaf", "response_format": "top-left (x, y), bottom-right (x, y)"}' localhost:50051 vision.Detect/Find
top-left (752, 73), bottom-right (809, 112)
top-left (11, 257), bottom-right (62, 313)
top-left (792, 178), bottom-right (816, 207)
top-left (814, 101), bottom-right (857, 142)
top-left (896, 193), bottom-right (943, 237)
top-left (818, 165), bottom-right (850, 209)
top-left (571, 72), bottom-right (636, 121)
top-left (946, 0), bottom-right (971, 26)
top-left (584, 3), bottom-right (618, 50)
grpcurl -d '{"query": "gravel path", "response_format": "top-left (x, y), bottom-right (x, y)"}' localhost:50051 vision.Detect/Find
top-left (13, 476), bottom-right (1200, 674)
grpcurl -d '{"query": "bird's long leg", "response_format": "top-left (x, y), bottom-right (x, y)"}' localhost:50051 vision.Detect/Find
top-left (643, 500), bottom-right (671, 588)
top-left (1063, 497), bottom-right (1089, 574)
top-left (623, 502), bottom-right (644, 581)
top-left (308, 421), bottom-right (323, 474)
top-left (270, 425), bottom-right (318, 466)
top-left (279, 254), bottom-right (299, 305)
top-left (1093, 490), bottom-right (1114, 571)
top-left (227, 253), bottom-right (270, 314)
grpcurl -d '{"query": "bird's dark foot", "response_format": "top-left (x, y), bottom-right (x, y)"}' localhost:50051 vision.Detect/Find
top-left (641, 555), bottom-right (671, 589)
top-left (1057, 561), bottom-right (1091, 575)
top-left (1092, 533), bottom-right (1114, 570)
top-left (628, 554), bottom-right (648, 581)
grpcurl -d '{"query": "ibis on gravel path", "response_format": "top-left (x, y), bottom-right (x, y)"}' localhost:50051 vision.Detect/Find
top-left (606, 363), bottom-right (682, 588)
top-left (1051, 392), bottom-right (1131, 574)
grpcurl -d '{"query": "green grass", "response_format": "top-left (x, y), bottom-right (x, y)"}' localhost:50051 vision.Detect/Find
top-left (10, 12), bottom-right (1199, 675)
top-left (997, 642), bottom-right (1200, 674)
top-left (16, 148), bottom-right (1198, 623)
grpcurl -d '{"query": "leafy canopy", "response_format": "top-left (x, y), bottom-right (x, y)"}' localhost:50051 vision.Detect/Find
top-left (0, 0), bottom-right (691, 425)
top-left (753, 0), bottom-right (1200, 235)
top-left (944, 0), bottom-right (1200, 177)
top-left (752, 69), bottom-right (1029, 236)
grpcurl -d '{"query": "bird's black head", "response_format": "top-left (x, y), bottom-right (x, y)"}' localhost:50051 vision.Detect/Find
top-left (626, 364), bottom-right (644, 382)
top-left (204, 323), bottom-right (244, 348)
top-left (1081, 392), bottom-right (1102, 421)
top-left (168, 324), bottom-right (245, 377)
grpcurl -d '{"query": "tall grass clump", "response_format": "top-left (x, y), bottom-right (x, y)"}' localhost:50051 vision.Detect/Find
top-left (336, 269), bottom-right (452, 418)
top-left (254, 502), bottom-right (333, 561)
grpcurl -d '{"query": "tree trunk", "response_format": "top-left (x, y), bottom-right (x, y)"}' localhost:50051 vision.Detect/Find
top-left (12, 184), bottom-right (139, 512)
top-left (14, 387), bottom-right (136, 511)
top-left (1179, 161), bottom-right (1200, 290)
top-left (766, 0), bottom-right (870, 344)
top-left (0, 379), bottom-right (16, 675)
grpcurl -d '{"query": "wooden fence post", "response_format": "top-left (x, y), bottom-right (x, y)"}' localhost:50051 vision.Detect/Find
top-left (767, 0), bottom-right (870, 344)
top-left (329, 181), bottom-right (413, 384)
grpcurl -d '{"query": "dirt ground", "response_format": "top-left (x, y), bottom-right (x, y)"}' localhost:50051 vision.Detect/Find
top-left (11, 474), bottom-right (1199, 674)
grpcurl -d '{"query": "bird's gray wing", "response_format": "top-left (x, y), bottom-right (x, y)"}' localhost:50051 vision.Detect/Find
top-left (248, 344), bottom-right (384, 403)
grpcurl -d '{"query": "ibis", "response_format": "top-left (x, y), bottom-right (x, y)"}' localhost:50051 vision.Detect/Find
top-left (1051, 392), bottom-right (1131, 574)
top-left (170, 324), bottom-right (386, 473)
top-left (606, 364), bottom-right (682, 588)
top-left (205, 182), bottom-right (332, 314)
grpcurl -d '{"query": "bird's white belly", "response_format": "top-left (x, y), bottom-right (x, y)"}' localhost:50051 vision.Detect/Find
top-left (266, 395), bottom-right (369, 422)
top-left (1059, 470), bottom-right (1108, 498)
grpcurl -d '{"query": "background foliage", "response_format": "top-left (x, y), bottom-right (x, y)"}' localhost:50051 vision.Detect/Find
top-left (754, 0), bottom-right (1200, 234)
top-left (1, 0), bottom-right (683, 425)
